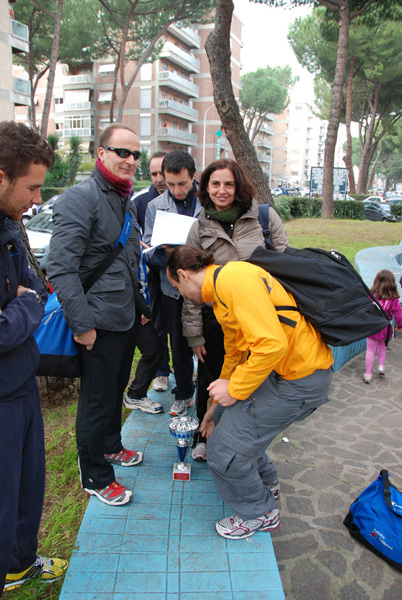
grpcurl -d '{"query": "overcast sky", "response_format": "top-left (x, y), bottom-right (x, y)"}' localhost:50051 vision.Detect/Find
top-left (233, 0), bottom-right (315, 103)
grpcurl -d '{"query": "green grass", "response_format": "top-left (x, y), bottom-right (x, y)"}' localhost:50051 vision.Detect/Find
top-left (6, 218), bottom-right (402, 599)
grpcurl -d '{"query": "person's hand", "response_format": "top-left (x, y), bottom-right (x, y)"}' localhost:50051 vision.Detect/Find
top-left (17, 285), bottom-right (31, 296)
top-left (192, 344), bottom-right (207, 363)
top-left (74, 328), bottom-right (96, 351)
top-left (140, 240), bottom-right (150, 249)
top-left (199, 402), bottom-right (217, 438)
top-left (396, 327), bottom-right (402, 332)
top-left (141, 314), bottom-right (150, 326)
top-left (207, 379), bottom-right (237, 407)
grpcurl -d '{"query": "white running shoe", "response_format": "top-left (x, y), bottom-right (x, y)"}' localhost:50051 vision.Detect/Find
top-left (123, 394), bottom-right (163, 414)
top-left (216, 509), bottom-right (280, 539)
top-left (153, 376), bottom-right (169, 392)
top-left (191, 442), bottom-right (207, 461)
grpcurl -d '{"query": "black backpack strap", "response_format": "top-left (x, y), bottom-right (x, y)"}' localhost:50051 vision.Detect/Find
top-left (82, 211), bottom-right (132, 294)
top-left (213, 265), bottom-right (228, 308)
top-left (382, 469), bottom-right (393, 511)
top-left (257, 203), bottom-right (272, 250)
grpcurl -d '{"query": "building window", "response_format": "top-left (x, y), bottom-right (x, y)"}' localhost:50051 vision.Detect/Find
top-left (64, 115), bottom-right (91, 130)
top-left (98, 64), bottom-right (116, 76)
top-left (140, 116), bottom-right (151, 136)
top-left (99, 118), bottom-right (110, 129)
top-left (55, 97), bottom-right (63, 104)
top-left (98, 91), bottom-right (113, 103)
top-left (140, 88), bottom-right (152, 109)
top-left (140, 63), bottom-right (152, 81)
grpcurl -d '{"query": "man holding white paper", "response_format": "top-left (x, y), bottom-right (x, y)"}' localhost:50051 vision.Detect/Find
top-left (144, 150), bottom-right (201, 416)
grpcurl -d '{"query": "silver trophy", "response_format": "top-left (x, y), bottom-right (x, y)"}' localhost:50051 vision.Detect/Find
top-left (168, 416), bottom-right (199, 481)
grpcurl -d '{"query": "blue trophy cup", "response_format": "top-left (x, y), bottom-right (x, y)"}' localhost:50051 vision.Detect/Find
top-left (168, 416), bottom-right (199, 481)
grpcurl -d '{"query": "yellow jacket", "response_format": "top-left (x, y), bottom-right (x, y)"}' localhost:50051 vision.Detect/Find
top-left (202, 261), bottom-right (333, 400)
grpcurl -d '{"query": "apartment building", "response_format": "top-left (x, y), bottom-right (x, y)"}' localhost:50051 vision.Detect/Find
top-left (0, 0), bottom-right (30, 121)
top-left (15, 15), bottom-right (243, 173)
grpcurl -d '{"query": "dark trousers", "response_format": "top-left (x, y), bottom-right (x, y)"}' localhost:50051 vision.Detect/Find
top-left (0, 379), bottom-right (45, 590)
top-left (194, 305), bottom-right (225, 444)
top-left (76, 324), bottom-right (139, 490)
top-left (148, 269), bottom-right (170, 377)
top-left (162, 294), bottom-right (194, 401)
top-left (127, 320), bottom-right (164, 399)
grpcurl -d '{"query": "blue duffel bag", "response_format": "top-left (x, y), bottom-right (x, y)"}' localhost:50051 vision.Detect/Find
top-left (34, 292), bottom-right (80, 378)
top-left (344, 470), bottom-right (402, 571)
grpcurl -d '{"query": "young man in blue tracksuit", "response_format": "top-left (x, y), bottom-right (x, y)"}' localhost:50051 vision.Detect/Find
top-left (0, 121), bottom-right (68, 594)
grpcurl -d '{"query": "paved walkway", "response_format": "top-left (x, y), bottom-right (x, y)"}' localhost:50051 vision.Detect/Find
top-left (60, 245), bottom-right (402, 600)
top-left (60, 375), bottom-right (285, 600)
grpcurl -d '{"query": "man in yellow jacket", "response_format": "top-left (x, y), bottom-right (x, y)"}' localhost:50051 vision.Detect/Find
top-left (167, 244), bottom-right (333, 540)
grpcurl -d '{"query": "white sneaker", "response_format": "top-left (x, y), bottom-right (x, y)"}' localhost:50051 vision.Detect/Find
top-left (191, 442), bottom-right (207, 461)
top-left (265, 479), bottom-right (280, 500)
top-left (123, 394), bottom-right (163, 414)
top-left (153, 376), bottom-right (168, 392)
top-left (170, 399), bottom-right (187, 416)
top-left (216, 509), bottom-right (280, 539)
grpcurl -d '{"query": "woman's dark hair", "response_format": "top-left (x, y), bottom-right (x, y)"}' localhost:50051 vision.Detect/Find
top-left (371, 269), bottom-right (399, 300)
top-left (198, 159), bottom-right (255, 210)
top-left (167, 245), bottom-right (214, 282)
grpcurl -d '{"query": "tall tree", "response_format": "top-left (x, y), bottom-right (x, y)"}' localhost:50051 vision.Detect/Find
top-left (95, 0), bottom-right (215, 123)
top-left (240, 65), bottom-right (297, 143)
top-left (289, 8), bottom-right (402, 194)
top-left (205, 0), bottom-right (272, 204)
top-left (252, 0), bottom-right (396, 217)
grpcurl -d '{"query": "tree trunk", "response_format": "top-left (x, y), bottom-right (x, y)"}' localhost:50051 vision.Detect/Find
top-left (322, 0), bottom-right (350, 218)
top-left (368, 141), bottom-right (382, 191)
top-left (205, 0), bottom-right (272, 204)
top-left (344, 55), bottom-right (356, 193)
top-left (40, 0), bottom-right (63, 138)
top-left (357, 84), bottom-right (379, 194)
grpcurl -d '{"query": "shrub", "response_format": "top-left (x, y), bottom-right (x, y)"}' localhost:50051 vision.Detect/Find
top-left (334, 199), bottom-right (364, 220)
top-left (41, 187), bottom-right (67, 203)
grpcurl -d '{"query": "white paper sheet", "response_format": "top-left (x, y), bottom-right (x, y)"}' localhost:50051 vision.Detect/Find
top-left (143, 210), bottom-right (197, 253)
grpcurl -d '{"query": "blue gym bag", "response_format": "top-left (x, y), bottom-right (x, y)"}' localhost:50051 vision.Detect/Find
top-left (344, 470), bottom-right (402, 571)
top-left (34, 211), bottom-right (139, 378)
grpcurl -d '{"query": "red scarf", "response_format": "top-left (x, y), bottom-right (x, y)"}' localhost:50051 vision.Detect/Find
top-left (96, 158), bottom-right (133, 197)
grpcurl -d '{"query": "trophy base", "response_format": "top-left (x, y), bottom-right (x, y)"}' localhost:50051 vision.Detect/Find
top-left (173, 463), bottom-right (191, 481)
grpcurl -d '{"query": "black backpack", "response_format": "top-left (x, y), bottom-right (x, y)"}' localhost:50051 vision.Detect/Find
top-left (245, 246), bottom-right (391, 347)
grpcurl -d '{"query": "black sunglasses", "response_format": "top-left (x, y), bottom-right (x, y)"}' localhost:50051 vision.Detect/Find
top-left (103, 146), bottom-right (141, 161)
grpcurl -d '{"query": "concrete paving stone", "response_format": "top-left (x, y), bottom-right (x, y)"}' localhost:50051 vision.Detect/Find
top-left (383, 581), bottom-right (402, 600)
top-left (316, 550), bottom-right (347, 578)
top-left (272, 517), bottom-right (313, 536)
top-left (299, 469), bottom-right (340, 490)
top-left (272, 534), bottom-right (319, 561)
top-left (338, 580), bottom-right (371, 600)
top-left (319, 530), bottom-right (356, 553)
top-left (276, 462), bottom-right (306, 480)
top-left (289, 560), bottom-right (335, 600)
top-left (318, 493), bottom-right (347, 513)
top-left (351, 553), bottom-right (385, 589)
top-left (285, 496), bottom-right (315, 517)
top-left (317, 461), bottom-right (344, 478)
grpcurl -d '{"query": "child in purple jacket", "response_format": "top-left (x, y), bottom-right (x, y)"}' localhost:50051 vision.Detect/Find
top-left (363, 269), bottom-right (402, 383)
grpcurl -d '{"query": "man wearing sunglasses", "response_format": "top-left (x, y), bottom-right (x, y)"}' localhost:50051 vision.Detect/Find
top-left (48, 124), bottom-right (149, 507)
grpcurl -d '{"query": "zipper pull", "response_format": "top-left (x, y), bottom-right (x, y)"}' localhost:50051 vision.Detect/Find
top-left (6, 277), bottom-right (10, 292)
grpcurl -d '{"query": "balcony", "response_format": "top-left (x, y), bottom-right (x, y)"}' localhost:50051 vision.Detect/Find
top-left (256, 137), bottom-right (273, 150)
top-left (158, 127), bottom-right (198, 146)
top-left (10, 18), bottom-right (29, 54)
top-left (168, 24), bottom-right (201, 48)
top-left (159, 71), bottom-right (199, 98)
top-left (63, 74), bottom-right (95, 91)
top-left (63, 127), bottom-right (95, 140)
top-left (63, 101), bottom-right (94, 112)
top-left (260, 123), bottom-right (274, 135)
top-left (158, 99), bottom-right (199, 122)
top-left (257, 153), bottom-right (272, 164)
top-left (160, 42), bottom-right (200, 73)
top-left (13, 77), bottom-right (31, 106)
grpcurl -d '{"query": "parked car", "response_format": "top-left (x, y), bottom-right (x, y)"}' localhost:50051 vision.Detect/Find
top-left (39, 194), bottom-right (60, 212)
top-left (25, 210), bottom-right (54, 272)
top-left (363, 195), bottom-right (384, 203)
top-left (384, 191), bottom-right (402, 200)
top-left (21, 205), bottom-right (40, 225)
top-left (363, 200), bottom-right (399, 222)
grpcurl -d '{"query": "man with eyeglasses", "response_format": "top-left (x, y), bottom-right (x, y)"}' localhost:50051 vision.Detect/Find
top-left (48, 124), bottom-right (157, 506)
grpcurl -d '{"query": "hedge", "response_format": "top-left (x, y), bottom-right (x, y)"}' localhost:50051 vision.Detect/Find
top-left (272, 196), bottom-right (364, 221)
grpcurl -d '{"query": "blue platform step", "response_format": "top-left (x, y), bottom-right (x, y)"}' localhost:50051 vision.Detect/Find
top-left (59, 375), bottom-right (285, 600)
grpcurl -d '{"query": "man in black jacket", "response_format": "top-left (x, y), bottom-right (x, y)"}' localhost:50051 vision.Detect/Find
top-left (0, 121), bottom-right (68, 594)
top-left (48, 124), bottom-right (147, 507)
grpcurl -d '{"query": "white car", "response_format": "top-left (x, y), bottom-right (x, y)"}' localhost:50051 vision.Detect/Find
top-left (21, 205), bottom-right (40, 224)
top-left (25, 211), bottom-right (54, 272)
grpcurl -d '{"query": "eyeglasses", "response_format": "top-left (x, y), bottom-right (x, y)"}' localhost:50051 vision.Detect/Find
top-left (103, 146), bottom-right (141, 161)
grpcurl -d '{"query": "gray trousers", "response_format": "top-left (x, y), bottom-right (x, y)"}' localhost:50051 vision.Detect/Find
top-left (207, 367), bottom-right (332, 520)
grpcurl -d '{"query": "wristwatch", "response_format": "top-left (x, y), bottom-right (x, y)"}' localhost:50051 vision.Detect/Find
top-left (24, 289), bottom-right (42, 303)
